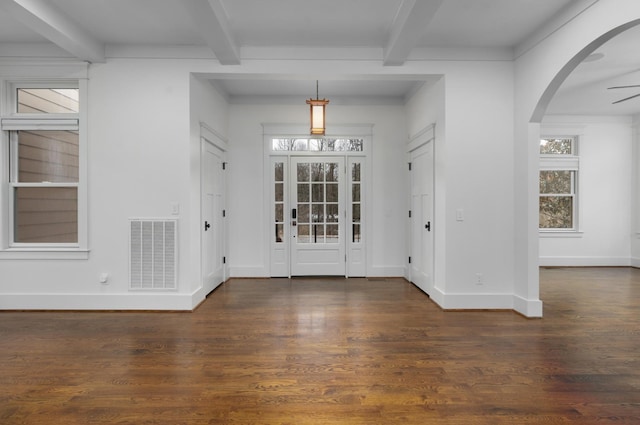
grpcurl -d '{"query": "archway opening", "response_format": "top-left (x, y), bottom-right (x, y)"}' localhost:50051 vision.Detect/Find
top-left (531, 19), bottom-right (640, 299)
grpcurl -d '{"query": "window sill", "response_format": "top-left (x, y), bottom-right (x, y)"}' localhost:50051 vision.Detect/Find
top-left (0, 248), bottom-right (90, 260)
top-left (539, 231), bottom-right (583, 238)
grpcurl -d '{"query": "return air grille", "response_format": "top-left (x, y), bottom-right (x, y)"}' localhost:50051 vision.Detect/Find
top-left (129, 219), bottom-right (177, 290)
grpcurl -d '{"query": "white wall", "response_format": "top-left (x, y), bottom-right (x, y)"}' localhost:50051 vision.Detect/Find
top-left (0, 59), bottom-right (201, 309)
top-left (632, 116), bottom-right (640, 264)
top-left (404, 78), bottom-right (446, 290)
top-left (404, 61), bottom-right (517, 311)
top-left (0, 56), bottom-right (523, 313)
top-left (1, 23), bottom-right (605, 314)
top-left (540, 116), bottom-right (633, 266)
top-left (223, 58), bottom-right (518, 313)
top-left (226, 103), bottom-right (408, 277)
top-left (189, 74), bottom-right (230, 295)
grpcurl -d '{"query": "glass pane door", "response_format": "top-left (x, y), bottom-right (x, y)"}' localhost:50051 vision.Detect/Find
top-left (290, 157), bottom-right (345, 276)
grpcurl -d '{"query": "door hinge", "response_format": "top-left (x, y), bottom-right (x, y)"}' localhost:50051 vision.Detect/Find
top-left (222, 162), bottom-right (227, 170)
top-left (223, 256), bottom-right (226, 264)
top-left (409, 210), bottom-right (412, 218)
top-left (345, 255), bottom-right (347, 263)
top-left (408, 256), bottom-right (412, 264)
top-left (408, 162), bottom-right (412, 171)
top-left (222, 209), bottom-right (226, 217)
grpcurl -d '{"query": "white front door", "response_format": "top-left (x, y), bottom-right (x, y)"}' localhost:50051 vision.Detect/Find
top-left (410, 142), bottom-right (434, 294)
top-left (290, 156), bottom-right (346, 275)
top-left (202, 141), bottom-right (225, 293)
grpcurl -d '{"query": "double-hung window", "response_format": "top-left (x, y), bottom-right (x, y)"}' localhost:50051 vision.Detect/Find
top-left (2, 83), bottom-right (87, 258)
top-left (539, 136), bottom-right (579, 232)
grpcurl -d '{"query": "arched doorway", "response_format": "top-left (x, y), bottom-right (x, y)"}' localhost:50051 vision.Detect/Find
top-left (515, 17), bottom-right (640, 316)
top-left (515, 16), bottom-right (640, 317)
top-left (531, 19), bottom-right (640, 123)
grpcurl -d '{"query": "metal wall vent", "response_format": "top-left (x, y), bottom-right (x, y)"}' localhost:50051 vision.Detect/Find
top-left (129, 219), bottom-right (177, 290)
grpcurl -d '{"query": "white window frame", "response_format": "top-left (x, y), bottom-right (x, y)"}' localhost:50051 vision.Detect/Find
top-left (0, 80), bottom-right (88, 259)
top-left (539, 134), bottom-right (581, 236)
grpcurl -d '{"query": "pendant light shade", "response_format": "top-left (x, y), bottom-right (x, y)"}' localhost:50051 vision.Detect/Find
top-left (306, 81), bottom-right (329, 135)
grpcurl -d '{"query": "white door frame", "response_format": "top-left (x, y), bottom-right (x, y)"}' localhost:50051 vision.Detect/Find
top-left (407, 124), bottom-right (435, 294)
top-left (263, 123), bottom-right (372, 278)
top-left (201, 124), bottom-right (228, 293)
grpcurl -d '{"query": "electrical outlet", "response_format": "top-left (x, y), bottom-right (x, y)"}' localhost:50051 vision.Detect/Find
top-left (475, 273), bottom-right (483, 285)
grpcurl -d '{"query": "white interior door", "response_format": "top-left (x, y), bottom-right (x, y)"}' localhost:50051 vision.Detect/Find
top-left (202, 141), bottom-right (225, 293)
top-left (290, 156), bottom-right (346, 276)
top-left (410, 142), bottom-right (434, 294)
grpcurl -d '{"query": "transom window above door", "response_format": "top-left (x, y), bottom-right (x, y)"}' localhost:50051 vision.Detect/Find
top-left (272, 138), bottom-right (363, 152)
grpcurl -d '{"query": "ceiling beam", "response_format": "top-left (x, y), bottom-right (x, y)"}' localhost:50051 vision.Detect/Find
top-left (0, 0), bottom-right (104, 63)
top-left (384, 0), bottom-right (444, 66)
top-left (184, 0), bottom-right (240, 65)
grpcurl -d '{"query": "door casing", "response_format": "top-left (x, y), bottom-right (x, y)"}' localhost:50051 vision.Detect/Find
top-left (201, 136), bottom-right (227, 294)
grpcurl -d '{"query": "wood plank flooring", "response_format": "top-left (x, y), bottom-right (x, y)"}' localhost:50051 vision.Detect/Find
top-left (1, 268), bottom-right (639, 424)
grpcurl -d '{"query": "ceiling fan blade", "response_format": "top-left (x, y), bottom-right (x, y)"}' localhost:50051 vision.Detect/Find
top-left (612, 93), bottom-right (640, 104)
top-left (608, 85), bottom-right (640, 90)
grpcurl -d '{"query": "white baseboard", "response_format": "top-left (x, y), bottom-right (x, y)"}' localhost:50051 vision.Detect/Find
top-left (0, 291), bottom-right (202, 311)
top-left (2, 282), bottom-right (545, 317)
top-left (429, 285), bottom-right (445, 306)
top-left (367, 265), bottom-right (405, 277)
top-left (539, 256), bottom-right (631, 267)
top-left (441, 292), bottom-right (514, 310)
top-left (425, 286), bottom-right (543, 318)
top-left (513, 294), bottom-right (543, 318)
top-left (229, 265), bottom-right (405, 278)
top-left (229, 266), bottom-right (268, 277)
top-left (630, 257), bottom-right (640, 268)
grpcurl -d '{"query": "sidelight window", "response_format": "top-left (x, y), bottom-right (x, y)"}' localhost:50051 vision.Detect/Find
top-left (274, 161), bottom-right (285, 243)
top-left (351, 162), bottom-right (361, 243)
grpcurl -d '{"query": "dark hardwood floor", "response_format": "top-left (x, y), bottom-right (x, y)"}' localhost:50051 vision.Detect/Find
top-left (1, 268), bottom-right (639, 424)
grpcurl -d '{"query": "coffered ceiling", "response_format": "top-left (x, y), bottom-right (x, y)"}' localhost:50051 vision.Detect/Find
top-left (0, 0), bottom-right (637, 115)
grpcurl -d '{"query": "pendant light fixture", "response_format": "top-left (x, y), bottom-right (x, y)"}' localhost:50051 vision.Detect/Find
top-left (306, 80), bottom-right (329, 135)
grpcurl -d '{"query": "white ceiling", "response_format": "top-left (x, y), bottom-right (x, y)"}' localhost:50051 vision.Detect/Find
top-left (546, 24), bottom-right (640, 116)
top-left (0, 0), bottom-right (637, 115)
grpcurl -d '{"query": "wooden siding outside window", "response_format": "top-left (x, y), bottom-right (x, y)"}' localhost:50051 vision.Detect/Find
top-left (14, 187), bottom-right (78, 243)
top-left (17, 88), bottom-right (79, 114)
top-left (13, 130), bottom-right (79, 243)
top-left (18, 130), bottom-right (79, 183)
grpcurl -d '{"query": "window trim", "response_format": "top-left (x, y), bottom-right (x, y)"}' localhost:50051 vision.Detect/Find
top-left (0, 79), bottom-right (88, 259)
top-left (539, 134), bottom-right (581, 234)
top-left (270, 137), bottom-right (365, 152)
